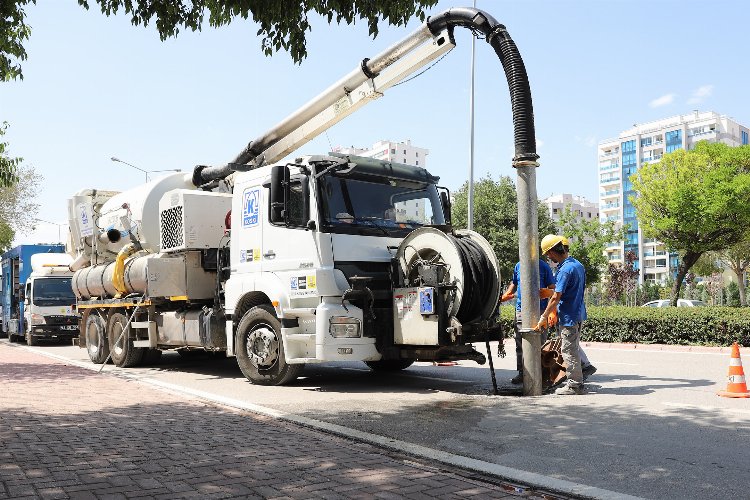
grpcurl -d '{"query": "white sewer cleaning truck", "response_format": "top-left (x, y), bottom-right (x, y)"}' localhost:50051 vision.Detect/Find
top-left (67, 7), bottom-right (540, 385)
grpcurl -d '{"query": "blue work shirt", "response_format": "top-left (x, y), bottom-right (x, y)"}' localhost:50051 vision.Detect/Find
top-left (554, 256), bottom-right (587, 326)
top-left (512, 260), bottom-right (556, 312)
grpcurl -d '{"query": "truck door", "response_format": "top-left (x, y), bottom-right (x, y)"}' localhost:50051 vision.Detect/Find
top-left (262, 173), bottom-right (321, 297)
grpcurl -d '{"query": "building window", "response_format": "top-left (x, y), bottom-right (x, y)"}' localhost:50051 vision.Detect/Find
top-left (416, 152), bottom-right (419, 157)
top-left (391, 149), bottom-right (395, 154)
top-left (640, 137), bottom-right (652, 147)
top-left (666, 129), bottom-right (682, 153)
top-left (553, 208), bottom-right (558, 214)
top-left (742, 130), bottom-right (749, 145)
top-left (403, 150), bottom-right (407, 154)
top-left (415, 161), bottom-right (419, 165)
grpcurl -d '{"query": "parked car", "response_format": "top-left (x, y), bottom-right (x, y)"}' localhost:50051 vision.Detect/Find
top-left (642, 299), bottom-right (707, 307)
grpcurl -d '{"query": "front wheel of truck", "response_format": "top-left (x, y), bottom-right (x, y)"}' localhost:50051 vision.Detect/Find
top-left (85, 312), bottom-right (110, 364)
top-left (235, 305), bottom-right (303, 386)
top-left (107, 311), bottom-right (144, 367)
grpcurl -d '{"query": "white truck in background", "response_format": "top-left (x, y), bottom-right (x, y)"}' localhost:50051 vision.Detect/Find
top-left (22, 253), bottom-right (79, 345)
top-left (66, 7), bottom-right (539, 386)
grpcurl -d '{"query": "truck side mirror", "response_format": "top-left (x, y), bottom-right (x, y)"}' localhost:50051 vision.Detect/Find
top-left (439, 189), bottom-right (452, 225)
top-left (270, 165), bottom-right (290, 224)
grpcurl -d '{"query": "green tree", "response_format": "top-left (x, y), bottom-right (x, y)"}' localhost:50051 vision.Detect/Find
top-left (0, 162), bottom-right (42, 250)
top-left (1, 0), bottom-right (438, 81)
top-left (451, 174), bottom-right (556, 284)
top-left (0, 122), bottom-right (20, 187)
top-left (631, 141), bottom-right (750, 305)
top-left (556, 205), bottom-right (623, 284)
top-left (716, 240), bottom-right (750, 306)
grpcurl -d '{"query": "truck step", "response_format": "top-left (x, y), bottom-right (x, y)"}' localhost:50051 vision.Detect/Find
top-left (130, 321), bottom-right (154, 329)
top-left (284, 334), bottom-right (316, 342)
top-left (133, 340), bottom-right (152, 348)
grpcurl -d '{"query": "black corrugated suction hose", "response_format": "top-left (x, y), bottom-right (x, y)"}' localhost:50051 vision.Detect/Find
top-left (452, 234), bottom-right (495, 324)
top-left (427, 7), bottom-right (539, 165)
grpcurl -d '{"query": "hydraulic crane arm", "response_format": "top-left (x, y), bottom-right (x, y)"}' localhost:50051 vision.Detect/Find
top-left (192, 7), bottom-right (538, 187)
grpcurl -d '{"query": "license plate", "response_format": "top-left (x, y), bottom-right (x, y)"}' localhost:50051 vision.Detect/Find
top-left (61, 325), bottom-right (77, 331)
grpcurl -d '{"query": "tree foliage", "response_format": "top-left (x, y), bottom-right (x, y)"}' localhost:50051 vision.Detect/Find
top-left (1, 0), bottom-right (438, 81)
top-left (717, 239), bottom-right (750, 306)
top-left (0, 162), bottom-right (42, 251)
top-left (451, 174), bottom-right (556, 284)
top-left (631, 141), bottom-right (750, 305)
top-left (0, 122), bottom-right (21, 187)
top-left (607, 251), bottom-right (639, 304)
top-left (556, 205), bottom-right (623, 284)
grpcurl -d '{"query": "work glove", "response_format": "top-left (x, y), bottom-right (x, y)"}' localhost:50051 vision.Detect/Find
top-left (547, 309), bottom-right (558, 328)
top-left (534, 313), bottom-right (548, 332)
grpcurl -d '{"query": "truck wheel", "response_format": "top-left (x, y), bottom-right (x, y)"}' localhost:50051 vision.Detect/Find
top-left (365, 359), bottom-right (415, 372)
top-left (235, 305), bottom-right (303, 385)
top-left (107, 311), bottom-right (144, 367)
top-left (25, 327), bottom-right (37, 346)
top-left (85, 313), bottom-right (110, 364)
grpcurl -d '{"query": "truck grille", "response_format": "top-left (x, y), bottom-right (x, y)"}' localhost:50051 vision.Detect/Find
top-left (161, 206), bottom-right (184, 250)
top-left (44, 315), bottom-right (78, 326)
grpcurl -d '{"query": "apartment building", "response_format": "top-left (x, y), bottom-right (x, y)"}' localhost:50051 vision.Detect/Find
top-left (598, 111), bottom-right (749, 284)
top-left (544, 193), bottom-right (599, 225)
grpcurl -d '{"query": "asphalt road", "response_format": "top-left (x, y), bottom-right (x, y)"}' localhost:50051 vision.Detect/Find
top-left (5, 337), bottom-right (749, 500)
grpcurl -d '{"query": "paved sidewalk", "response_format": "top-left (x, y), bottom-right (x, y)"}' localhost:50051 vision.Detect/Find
top-left (0, 344), bottom-right (562, 500)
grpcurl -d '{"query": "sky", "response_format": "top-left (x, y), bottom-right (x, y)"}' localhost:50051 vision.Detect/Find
top-left (2, 0), bottom-right (749, 246)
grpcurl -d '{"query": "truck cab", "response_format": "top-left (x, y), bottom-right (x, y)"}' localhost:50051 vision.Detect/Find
top-left (22, 253), bottom-right (79, 345)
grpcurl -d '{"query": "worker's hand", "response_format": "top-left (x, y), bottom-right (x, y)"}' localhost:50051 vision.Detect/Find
top-left (539, 288), bottom-right (554, 299)
top-left (547, 309), bottom-right (558, 328)
top-left (534, 314), bottom-right (548, 331)
top-left (500, 293), bottom-right (515, 303)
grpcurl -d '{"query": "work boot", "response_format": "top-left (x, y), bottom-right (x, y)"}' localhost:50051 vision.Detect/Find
top-left (510, 372), bottom-right (523, 384)
top-left (554, 380), bottom-right (584, 395)
top-left (582, 364), bottom-right (598, 381)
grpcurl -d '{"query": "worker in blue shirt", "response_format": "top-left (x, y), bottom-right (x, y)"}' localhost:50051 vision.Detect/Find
top-left (536, 234), bottom-right (588, 395)
top-left (501, 260), bottom-right (556, 385)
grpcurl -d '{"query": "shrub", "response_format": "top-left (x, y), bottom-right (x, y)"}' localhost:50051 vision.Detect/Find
top-left (496, 305), bottom-right (750, 346)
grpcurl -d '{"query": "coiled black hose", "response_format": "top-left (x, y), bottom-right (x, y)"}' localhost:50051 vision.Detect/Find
top-left (453, 234), bottom-right (495, 324)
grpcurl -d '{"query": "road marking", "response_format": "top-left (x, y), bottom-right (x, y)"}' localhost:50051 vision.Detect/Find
top-left (584, 346), bottom-right (735, 356)
top-left (662, 402), bottom-right (750, 416)
top-left (14, 342), bottom-right (643, 500)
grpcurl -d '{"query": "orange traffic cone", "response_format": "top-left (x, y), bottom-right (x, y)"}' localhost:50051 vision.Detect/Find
top-left (717, 342), bottom-right (750, 398)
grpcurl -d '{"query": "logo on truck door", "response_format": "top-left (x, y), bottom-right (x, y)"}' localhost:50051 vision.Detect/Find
top-left (242, 188), bottom-right (261, 228)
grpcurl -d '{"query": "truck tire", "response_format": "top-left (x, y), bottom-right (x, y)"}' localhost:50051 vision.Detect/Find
top-left (235, 305), bottom-right (303, 386)
top-left (85, 313), bottom-right (110, 364)
top-left (365, 359), bottom-right (415, 372)
top-left (107, 311), bottom-right (145, 367)
top-left (25, 326), bottom-right (37, 346)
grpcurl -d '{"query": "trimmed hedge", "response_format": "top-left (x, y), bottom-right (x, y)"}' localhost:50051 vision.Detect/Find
top-left (497, 306), bottom-right (750, 347)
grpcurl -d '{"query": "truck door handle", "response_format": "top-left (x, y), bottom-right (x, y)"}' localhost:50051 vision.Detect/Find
top-left (263, 250), bottom-right (276, 259)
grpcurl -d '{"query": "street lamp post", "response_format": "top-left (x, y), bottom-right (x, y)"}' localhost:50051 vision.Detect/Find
top-left (111, 157), bottom-right (181, 181)
top-left (35, 219), bottom-right (65, 243)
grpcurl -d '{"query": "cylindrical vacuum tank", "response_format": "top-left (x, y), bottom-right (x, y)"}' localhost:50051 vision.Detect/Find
top-left (97, 173), bottom-right (195, 254)
top-left (72, 255), bottom-right (150, 299)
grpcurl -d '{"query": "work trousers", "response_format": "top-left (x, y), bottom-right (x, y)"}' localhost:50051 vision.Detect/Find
top-left (560, 323), bottom-right (583, 386)
top-left (514, 310), bottom-right (547, 372)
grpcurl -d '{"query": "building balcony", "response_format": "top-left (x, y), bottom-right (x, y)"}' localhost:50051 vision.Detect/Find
top-left (600, 176), bottom-right (621, 185)
top-left (601, 190), bottom-right (620, 198)
top-left (605, 215), bottom-right (621, 222)
top-left (601, 202), bottom-right (620, 210)
top-left (599, 150), bottom-right (619, 159)
top-left (599, 162), bottom-right (619, 171)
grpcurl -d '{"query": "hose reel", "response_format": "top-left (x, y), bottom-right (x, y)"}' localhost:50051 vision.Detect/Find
top-left (397, 227), bottom-right (500, 325)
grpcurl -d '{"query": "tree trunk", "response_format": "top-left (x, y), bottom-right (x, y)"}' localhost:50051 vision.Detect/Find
top-left (671, 251), bottom-right (702, 306)
top-left (738, 270), bottom-right (747, 307)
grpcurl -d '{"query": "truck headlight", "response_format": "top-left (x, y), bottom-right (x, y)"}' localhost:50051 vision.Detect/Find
top-left (329, 316), bottom-right (361, 338)
top-left (30, 313), bottom-right (45, 325)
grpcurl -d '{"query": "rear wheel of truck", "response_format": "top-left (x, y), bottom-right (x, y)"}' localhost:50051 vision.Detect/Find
top-left (235, 305), bottom-right (303, 386)
top-left (85, 312), bottom-right (110, 364)
top-left (107, 311), bottom-right (144, 367)
top-left (25, 326), bottom-right (37, 346)
top-left (365, 359), bottom-right (415, 372)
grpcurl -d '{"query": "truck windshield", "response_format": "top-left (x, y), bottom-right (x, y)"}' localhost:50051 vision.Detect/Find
top-left (32, 278), bottom-right (76, 306)
top-left (318, 174), bottom-right (445, 237)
